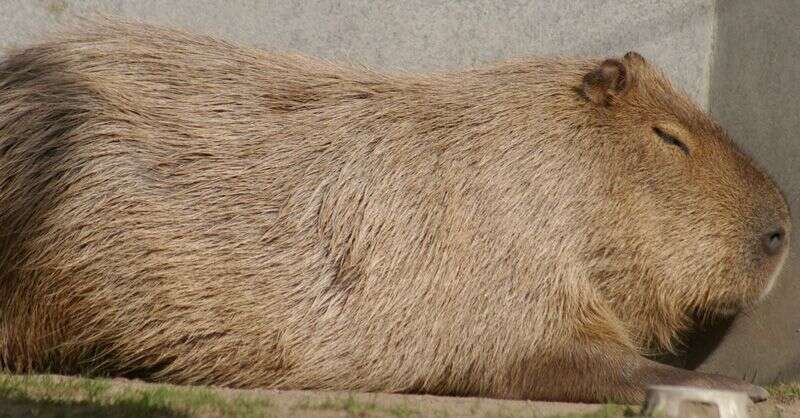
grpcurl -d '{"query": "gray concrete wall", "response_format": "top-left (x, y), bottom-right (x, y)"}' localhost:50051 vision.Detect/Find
top-left (686, 0), bottom-right (800, 385)
top-left (1, 0), bottom-right (715, 106)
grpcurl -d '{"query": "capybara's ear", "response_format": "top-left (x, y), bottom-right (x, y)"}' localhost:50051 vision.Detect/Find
top-left (623, 51), bottom-right (646, 65)
top-left (581, 58), bottom-right (631, 106)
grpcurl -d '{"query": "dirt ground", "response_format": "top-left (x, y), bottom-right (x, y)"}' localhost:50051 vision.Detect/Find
top-left (1, 373), bottom-right (798, 417)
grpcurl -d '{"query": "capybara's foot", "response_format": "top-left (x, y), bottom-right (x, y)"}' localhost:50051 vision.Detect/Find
top-left (634, 359), bottom-right (768, 403)
top-left (505, 355), bottom-right (769, 404)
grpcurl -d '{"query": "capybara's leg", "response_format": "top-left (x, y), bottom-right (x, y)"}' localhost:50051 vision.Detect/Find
top-left (499, 348), bottom-right (767, 404)
top-left (492, 280), bottom-right (770, 404)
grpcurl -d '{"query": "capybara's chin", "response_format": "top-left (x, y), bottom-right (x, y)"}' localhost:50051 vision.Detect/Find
top-left (691, 245), bottom-right (789, 318)
top-left (0, 20), bottom-right (790, 404)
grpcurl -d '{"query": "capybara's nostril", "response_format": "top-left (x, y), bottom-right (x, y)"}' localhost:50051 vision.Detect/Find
top-left (762, 225), bottom-right (787, 256)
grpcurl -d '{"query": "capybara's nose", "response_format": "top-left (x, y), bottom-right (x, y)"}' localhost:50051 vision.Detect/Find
top-left (762, 225), bottom-right (787, 256)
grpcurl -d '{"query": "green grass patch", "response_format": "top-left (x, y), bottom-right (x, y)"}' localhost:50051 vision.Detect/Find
top-left (0, 373), bottom-right (664, 418)
top-left (539, 405), bottom-right (636, 418)
top-left (769, 382), bottom-right (800, 403)
top-left (0, 374), bottom-right (272, 418)
top-left (290, 394), bottom-right (423, 417)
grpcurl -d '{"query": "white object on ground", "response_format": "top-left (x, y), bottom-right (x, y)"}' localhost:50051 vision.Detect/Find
top-left (642, 385), bottom-right (751, 418)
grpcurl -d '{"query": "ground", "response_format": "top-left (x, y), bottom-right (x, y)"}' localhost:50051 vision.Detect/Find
top-left (0, 373), bottom-right (798, 417)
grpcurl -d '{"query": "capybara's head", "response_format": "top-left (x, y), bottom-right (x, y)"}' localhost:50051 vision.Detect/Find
top-left (575, 52), bottom-right (790, 345)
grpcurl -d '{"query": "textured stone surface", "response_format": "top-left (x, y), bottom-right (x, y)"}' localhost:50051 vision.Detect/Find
top-left (0, 0), bottom-right (714, 106)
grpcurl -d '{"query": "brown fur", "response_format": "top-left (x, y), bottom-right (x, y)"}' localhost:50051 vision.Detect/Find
top-left (0, 20), bottom-right (791, 403)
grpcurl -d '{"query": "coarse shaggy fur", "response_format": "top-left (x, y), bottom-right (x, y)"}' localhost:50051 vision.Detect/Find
top-left (0, 19), bottom-right (791, 403)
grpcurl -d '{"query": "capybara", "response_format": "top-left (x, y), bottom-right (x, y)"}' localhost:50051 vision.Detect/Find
top-left (0, 20), bottom-right (791, 403)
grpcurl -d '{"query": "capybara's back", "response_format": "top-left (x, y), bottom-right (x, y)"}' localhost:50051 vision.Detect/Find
top-left (0, 21), bottom-right (790, 403)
